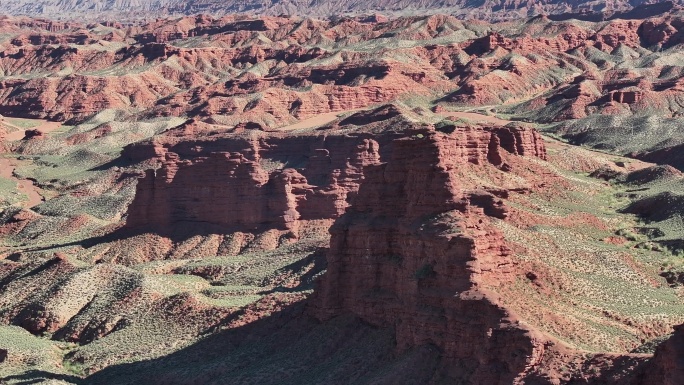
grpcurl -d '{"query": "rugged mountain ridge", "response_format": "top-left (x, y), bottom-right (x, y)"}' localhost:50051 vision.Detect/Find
top-left (0, 0), bottom-right (679, 20)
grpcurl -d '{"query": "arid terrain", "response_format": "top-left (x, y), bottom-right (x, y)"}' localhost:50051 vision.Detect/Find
top-left (0, 0), bottom-right (679, 21)
top-left (1, 4), bottom-right (684, 385)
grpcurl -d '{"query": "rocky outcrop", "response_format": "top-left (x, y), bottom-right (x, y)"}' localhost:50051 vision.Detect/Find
top-left (10, 31), bottom-right (97, 46)
top-left (124, 121), bottom-right (546, 238)
top-left (306, 124), bottom-right (682, 383)
top-left (309, 128), bottom-right (558, 383)
top-left (126, 152), bottom-right (278, 232)
top-left (632, 324), bottom-right (684, 385)
top-left (124, 136), bottom-right (383, 236)
top-left (638, 18), bottom-right (684, 49)
top-left (22, 129), bottom-right (44, 140)
top-left (611, 90), bottom-right (644, 104)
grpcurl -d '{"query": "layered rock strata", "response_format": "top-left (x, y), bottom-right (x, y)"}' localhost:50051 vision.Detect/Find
top-left (124, 123), bottom-right (545, 239)
top-left (310, 129), bottom-right (550, 383)
top-left (7, 14), bottom-right (684, 128)
top-left (307, 127), bottom-right (670, 383)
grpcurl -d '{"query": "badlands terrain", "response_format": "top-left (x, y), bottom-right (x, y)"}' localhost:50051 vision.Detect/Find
top-left (1, 4), bottom-right (684, 385)
top-left (0, 0), bottom-right (680, 21)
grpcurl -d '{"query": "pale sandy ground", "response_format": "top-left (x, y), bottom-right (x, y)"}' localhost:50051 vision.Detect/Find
top-left (279, 109), bottom-right (512, 131)
top-left (0, 158), bottom-right (43, 208)
top-left (441, 111), bottom-right (512, 125)
top-left (279, 110), bottom-right (361, 130)
top-left (3, 119), bottom-right (62, 141)
top-left (0, 118), bottom-right (56, 208)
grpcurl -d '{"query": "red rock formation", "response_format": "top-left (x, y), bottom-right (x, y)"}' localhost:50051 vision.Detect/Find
top-left (296, 121), bottom-right (666, 383)
top-left (10, 31), bottom-right (96, 46)
top-left (632, 324), bottom-right (684, 385)
top-left (22, 129), bottom-right (44, 140)
top-left (123, 114), bottom-right (546, 238)
top-left (638, 18), bottom-right (684, 48)
top-left (1, 13), bottom-right (683, 127)
top-left (612, 90), bottom-right (644, 104)
top-left (593, 20), bottom-right (642, 50)
top-left (126, 152), bottom-right (279, 232)
top-left (124, 134), bottom-right (384, 236)
top-left (309, 127), bottom-right (560, 383)
top-left (305, 124), bottom-right (671, 383)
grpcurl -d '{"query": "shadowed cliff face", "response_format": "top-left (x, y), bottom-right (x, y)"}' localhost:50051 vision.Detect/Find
top-left (308, 129), bottom-right (677, 384)
top-left (311, 132), bottom-right (540, 384)
top-left (121, 136), bottom-right (384, 246)
top-left (631, 323), bottom-right (684, 385)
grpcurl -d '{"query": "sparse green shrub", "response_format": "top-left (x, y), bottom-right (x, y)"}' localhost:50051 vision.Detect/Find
top-left (63, 359), bottom-right (86, 377)
top-left (616, 228), bottom-right (641, 242)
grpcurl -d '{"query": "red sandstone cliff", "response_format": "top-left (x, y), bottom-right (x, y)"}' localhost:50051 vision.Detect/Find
top-left (305, 125), bottom-right (667, 384)
top-left (309, 128), bottom-right (551, 383)
top-left (124, 135), bottom-right (383, 237)
top-left (124, 120), bottom-right (545, 236)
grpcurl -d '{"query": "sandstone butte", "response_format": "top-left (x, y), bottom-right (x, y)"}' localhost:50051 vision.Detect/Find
top-left (117, 112), bottom-right (680, 384)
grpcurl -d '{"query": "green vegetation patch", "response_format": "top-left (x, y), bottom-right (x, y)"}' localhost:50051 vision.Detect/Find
top-left (0, 326), bottom-right (70, 382)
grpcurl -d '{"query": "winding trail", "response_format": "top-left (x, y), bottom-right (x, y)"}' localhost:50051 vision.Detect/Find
top-left (0, 158), bottom-right (43, 208)
top-left (0, 117), bottom-right (57, 208)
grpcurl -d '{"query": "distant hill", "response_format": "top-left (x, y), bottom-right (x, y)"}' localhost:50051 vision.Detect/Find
top-left (0, 0), bottom-right (679, 21)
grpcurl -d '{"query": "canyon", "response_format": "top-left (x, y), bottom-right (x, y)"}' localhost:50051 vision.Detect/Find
top-left (0, 6), bottom-right (684, 385)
